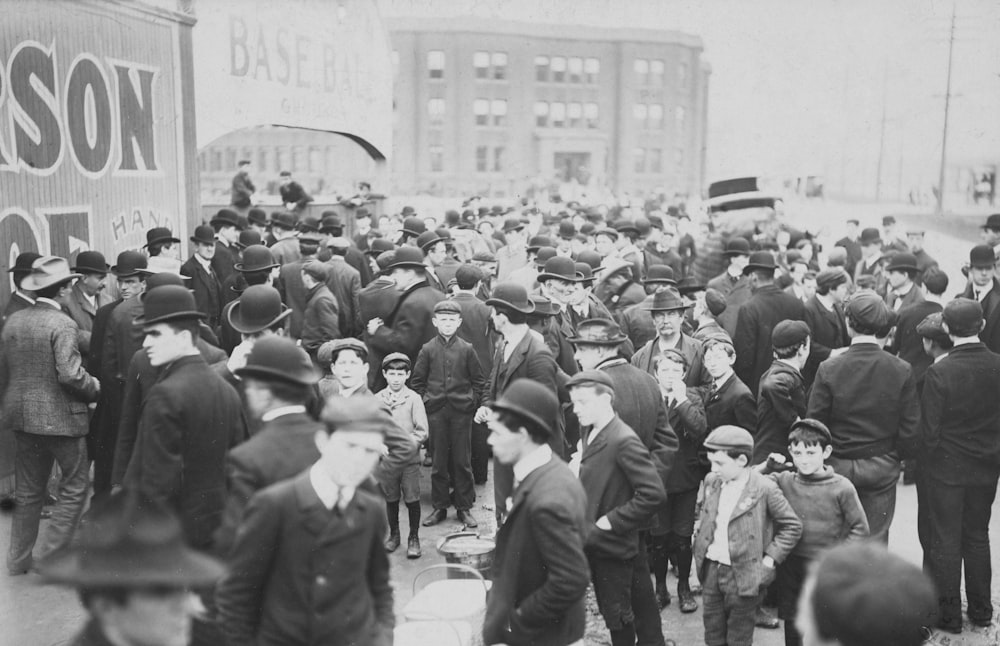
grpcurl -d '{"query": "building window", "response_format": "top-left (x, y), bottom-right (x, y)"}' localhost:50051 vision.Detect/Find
top-left (634, 147), bottom-right (646, 174)
top-left (551, 56), bottom-right (566, 82)
top-left (491, 99), bottom-right (508, 126)
top-left (678, 61), bottom-right (689, 89)
top-left (474, 99), bottom-right (490, 126)
top-left (550, 102), bottom-right (566, 128)
top-left (535, 55), bottom-right (549, 82)
top-left (648, 104), bottom-right (664, 129)
top-left (633, 103), bottom-right (648, 129)
top-left (675, 106), bottom-right (686, 137)
top-left (634, 59), bottom-right (649, 86)
top-left (474, 51), bottom-right (490, 79)
top-left (584, 102), bottom-right (599, 128)
top-left (568, 57), bottom-right (583, 83)
top-left (493, 146), bottom-right (505, 172)
top-left (429, 145), bottom-right (443, 172)
top-left (650, 59), bottom-right (665, 86)
top-left (257, 148), bottom-right (268, 172)
top-left (428, 98), bottom-right (446, 124)
top-left (675, 147), bottom-right (685, 172)
top-left (427, 50), bottom-right (445, 79)
top-left (534, 101), bottom-right (549, 127)
top-left (567, 102), bottom-right (582, 128)
top-left (476, 145), bottom-right (488, 172)
top-left (648, 148), bottom-right (662, 173)
top-left (584, 57), bottom-right (600, 84)
top-left (210, 149), bottom-right (222, 172)
top-left (225, 147), bottom-right (237, 170)
top-left (293, 146), bottom-right (305, 171)
top-left (492, 52), bottom-right (508, 80)
top-left (277, 148), bottom-right (289, 172)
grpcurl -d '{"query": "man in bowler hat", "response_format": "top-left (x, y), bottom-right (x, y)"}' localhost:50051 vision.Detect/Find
top-left (959, 244), bottom-right (1000, 353)
top-left (1, 251), bottom-right (41, 326)
top-left (484, 379), bottom-right (591, 646)
top-left (61, 251), bottom-right (113, 359)
top-left (181, 225), bottom-right (225, 331)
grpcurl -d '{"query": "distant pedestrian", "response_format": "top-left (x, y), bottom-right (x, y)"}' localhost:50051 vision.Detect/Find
top-left (230, 159), bottom-right (255, 208)
top-left (279, 170), bottom-right (313, 212)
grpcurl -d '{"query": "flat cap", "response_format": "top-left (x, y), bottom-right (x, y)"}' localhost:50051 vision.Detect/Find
top-left (321, 395), bottom-right (392, 436)
top-left (915, 312), bottom-right (950, 345)
top-left (772, 320), bottom-right (810, 348)
top-left (846, 290), bottom-right (893, 331)
top-left (381, 352), bottom-right (412, 370)
top-left (704, 288), bottom-right (727, 316)
top-left (433, 299), bottom-right (463, 315)
top-left (815, 267), bottom-right (849, 289)
top-left (789, 418), bottom-right (832, 445)
top-left (317, 338), bottom-right (368, 365)
top-left (943, 297), bottom-right (983, 336)
top-left (703, 425), bottom-right (754, 452)
top-left (565, 369), bottom-right (615, 392)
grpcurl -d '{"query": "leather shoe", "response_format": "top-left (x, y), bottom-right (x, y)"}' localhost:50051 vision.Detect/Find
top-left (969, 615), bottom-right (992, 628)
top-left (384, 532), bottom-right (400, 553)
top-left (936, 619), bottom-right (962, 634)
top-left (678, 584), bottom-right (698, 613)
top-left (755, 606), bottom-right (780, 629)
top-left (655, 584), bottom-right (671, 609)
top-left (407, 536), bottom-right (422, 559)
top-left (422, 509), bottom-right (447, 526)
top-left (457, 509), bottom-right (478, 528)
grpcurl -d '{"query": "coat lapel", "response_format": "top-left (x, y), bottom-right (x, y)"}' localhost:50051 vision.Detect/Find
top-left (502, 335), bottom-right (530, 388)
top-left (727, 474), bottom-right (762, 522)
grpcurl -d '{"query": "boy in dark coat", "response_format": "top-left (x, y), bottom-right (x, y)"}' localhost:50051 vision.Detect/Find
top-left (754, 321), bottom-right (809, 464)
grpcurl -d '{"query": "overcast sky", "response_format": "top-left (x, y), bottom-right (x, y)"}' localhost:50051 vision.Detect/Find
top-left (380, 0), bottom-right (1000, 197)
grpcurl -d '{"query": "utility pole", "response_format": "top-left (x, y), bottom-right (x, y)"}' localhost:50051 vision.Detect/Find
top-left (935, 3), bottom-right (956, 215)
top-left (875, 61), bottom-right (888, 201)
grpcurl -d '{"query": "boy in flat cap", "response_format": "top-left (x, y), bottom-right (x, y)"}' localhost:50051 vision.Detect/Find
top-left (217, 396), bottom-right (395, 646)
top-left (412, 299), bottom-right (486, 529)
top-left (806, 290), bottom-right (919, 543)
top-left (754, 320), bottom-right (810, 465)
top-left (693, 426), bottom-right (802, 646)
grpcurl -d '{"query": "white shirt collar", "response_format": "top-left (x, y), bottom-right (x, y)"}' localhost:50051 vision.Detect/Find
top-left (35, 297), bottom-right (62, 311)
top-left (722, 467), bottom-right (751, 489)
top-left (586, 416), bottom-right (615, 445)
top-left (504, 325), bottom-right (530, 351)
top-left (15, 290), bottom-right (35, 304)
top-left (512, 444), bottom-right (552, 485)
top-left (952, 337), bottom-right (979, 348)
top-left (194, 254), bottom-right (213, 272)
top-left (340, 383), bottom-right (364, 398)
top-left (261, 405), bottom-right (307, 422)
top-left (309, 463), bottom-right (353, 511)
top-left (850, 335), bottom-right (879, 346)
top-left (934, 351), bottom-right (950, 363)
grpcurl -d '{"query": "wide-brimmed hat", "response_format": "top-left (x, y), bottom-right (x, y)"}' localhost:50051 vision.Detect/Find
top-left (644, 265), bottom-right (676, 286)
top-left (210, 208), bottom-right (241, 229)
top-left (235, 336), bottom-right (319, 385)
top-left (38, 490), bottom-right (225, 587)
top-left (111, 251), bottom-right (150, 278)
top-left (537, 256), bottom-right (582, 284)
top-left (21, 256), bottom-right (81, 291)
top-left (741, 251), bottom-right (777, 276)
top-left (144, 227), bottom-right (180, 248)
top-left (490, 378), bottom-right (558, 437)
top-left (134, 284), bottom-right (206, 325)
top-left (885, 252), bottom-right (919, 274)
top-left (71, 251), bottom-right (109, 275)
top-left (645, 289), bottom-right (690, 312)
top-left (227, 285), bottom-right (291, 334)
top-left (189, 225), bottom-right (216, 245)
top-left (385, 246), bottom-right (427, 271)
top-left (486, 282), bottom-right (536, 315)
top-left (568, 319), bottom-right (628, 346)
top-left (234, 245), bottom-right (278, 273)
top-left (9, 251), bottom-right (42, 276)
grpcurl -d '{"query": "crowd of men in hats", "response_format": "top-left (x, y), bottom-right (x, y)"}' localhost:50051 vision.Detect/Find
top-left (1, 197), bottom-right (998, 646)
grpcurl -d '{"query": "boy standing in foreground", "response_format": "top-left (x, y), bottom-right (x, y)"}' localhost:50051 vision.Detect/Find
top-left (694, 425), bottom-right (803, 646)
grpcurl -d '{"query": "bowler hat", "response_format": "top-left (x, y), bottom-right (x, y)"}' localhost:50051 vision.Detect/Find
top-left (236, 336), bottom-right (319, 385)
top-left (270, 211), bottom-right (297, 230)
top-left (537, 256), bottom-right (582, 284)
top-left (298, 216), bottom-right (321, 234)
top-left (71, 251), bottom-right (109, 275)
top-left (526, 235), bottom-right (553, 253)
top-left (401, 205), bottom-right (417, 216)
top-left (881, 215), bottom-right (896, 226)
top-left (576, 251), bottom-right (603, 272)
top-left (385, 246), bottom-right (427, 271)
top-left (575, 263), bottom-right (595, 284)
top-left (982, 213), bottom-right (1000, 231)
top-left (486, 282), bottom-right (536, 315)
top-left (969, 244), bottom-right (996, 269)
top-left (382, 352), bottom-right (412, 370)
top-left (9, 251), bottom-right (41, 275)
top-left (645, 289), bottom-right (690, 312)
top-left (366, 237), bottom-right (396, 256)
top-left (37, 489), bottom-right (224, 587)
top-left (676, 277), bottom-right (706, 296)
top-left (320, 216), bottom-right (344, 235)
top-left (141, 272), bottom-right (185, 297)
top-left (635, 218), bottom-right (652, 237)
top-left (558, 221), bottom-right (576, 239)
top-left (565, 369), bottom-right (615, 392)
top-left (723, 238), bottom-right (751, 256)
top-left (234, 245), bottom-right (278, 273)
top-left (247, 208), bottom-right (268, 227)
top-left (111, 251), bottom-right (149, 278)
top-left (433, 300), bottom-right (462, 316)
top-left (189, 224), bottom-right (216, 245)
top-left (498, 218), bottom-right (522, 234)
top-left (144, 227), bottom-right (180, 248)
top-left (845, 290), bottom-right (893, 331)
top-left (859, 227), bottom-right (881, 246)
top-left (375, 250), bottom-right (396, 273)
top-left (134, 284), bottom-right (206, 325)
top-left (704, 288), bottom-right (727, 316)
top-left (210, 208), bottom-right (240, 229)
top-left (534, 247), bottom-right (558, 268)
top-left (527, 295), bottom-right (561, 317)
top-left (317, 338), bottom-right (368, 365)
top-left (416, 231), bottom-right (443, 252)
top-left (594, 227), bottom-right (619, 241)
top-left (21, 256), bottom-right (81, 291)
top-left (472, 250), bottom-right (497, 264)
top-left (236, 230), bottom-right (262, 249)
top-left (298, 231), bottom-right (324, 246)
top-left (885, 252), bottom-right (919, 273)
top-left (703, 425), bottom-right (754, 452)
top-left (568, 319), bottom-right (627, 346)
top-left (943, 297), bottom-right (983, 336)
top-left (785, 250), bottom-right (806, 267)
top-left (772, 319), bottom-right (810, 348)
top-left (815, 268), bottom-right (849, 290)
top-left (490, 378), bottom-right (558, 438)
top-left (321, 395), bottom-right (394, 437)
top-left (614, 220), bottom-right (639, 236)
top-left (227, 285), bottom-right (291, 334)
top-left (742, 251), bottom-right (777, 276)
top-left (401, 217), bottom-right (426, 237)
top-left (644, 265), bottom-right (676, 286)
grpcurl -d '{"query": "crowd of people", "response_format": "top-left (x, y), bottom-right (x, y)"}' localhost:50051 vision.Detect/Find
top-left (2, 193), bottom-right (998, 646)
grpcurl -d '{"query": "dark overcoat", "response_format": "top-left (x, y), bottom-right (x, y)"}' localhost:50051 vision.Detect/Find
top-left (734, 283), bottom-right (806, 394)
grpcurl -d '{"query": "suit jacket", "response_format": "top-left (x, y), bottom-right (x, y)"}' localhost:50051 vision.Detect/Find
top-left (127, 355), bottom-right (247, 548)
top-left (1, 291), bottom-right (34, 328)
top-left (324, 256), bottom-right (362, 338)
top-left (693, 470), bottom-right (803, 596)
top-left (918, 342), bottom-right (1000, 486)
top-left (60, 283), bottom-right (112, 357)
top-left (803, 295), bottom-right (848, 359)
top-left (212, 239), bottom-right (239, 283)
top-left (884, 284), bottom-right (924, 312)
top-left (631, 333), bottom-right (711, 388)
top-left (578, 416), bottom-right (666, 559)
top-left (101, 296), bottom-right (145, 382)
top-left (664, 388), bottom-right (708, 493)
top-left (891, 300), bottom-right (942, 391)
top-left (366, 280), bottom-right (443, 364)
top-left (734, 283), bottom-right (806, 394)
top-left (707, 271), bottom-right (752, 337)
top-left (754, 361), bottom-right (806, 464)
top-left (619, 294), bottom-right (657, 350)
top-left (454, 292), bottom-right (496, 374)
top-left (279, 258), bottom-right (310, 339)
top-left (484, 456), bottom-right (590, 646)
top-left (834, 236), bottom-right (862, 276)
top-left (0, 302), bottom-right (100, 436)
top-left (960, 279), bottom-right (1000, 354)
top-left (215, 411), bottom-right (324, 555)
top-left (854, 256), bottom-right (887, 296)
top-left (704, 372), bottom-right (757, 434)
top-left (300, 284), bottom-right (340, 357)
top-left (181, 256), bottom-right (224, 329)
top-left (270, 236), bottom-right (302, 267)
top-left (216, 473), bottom-right (394, 646)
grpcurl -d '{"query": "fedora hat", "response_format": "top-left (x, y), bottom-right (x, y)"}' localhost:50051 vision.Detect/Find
top-left (385, 246), bottom-right (427, 271)
top-left (134, 284), bottom-right (206, 325)
top-left (210, 208), bottom-right (240, 229)
top-left (235, 336), bottom-right (319, 385)
top-left (537, 256), bottom-right (582, 284)
top-left (37, 489), bottom-right (225, 587)
top-left (741, 251), bottom-right (777, 276)
top-left (568, 318), bottom-right (628, 346)
top-left (645, 288), bottom-right (690, 312)
top-left (270, 211), bottom-right (297, 230)
top-left (21, 256), bottom-right (81, 291)
top-left (486, 282), bottom-right (536, 315)
top-left (111, 251), bottom-right (150, 278)
top-left (490, 378), bottom-right (558, 437)
top-left (527, 295), bottom-right (561, 317)
top-left (885, 252), bottom-right (919, 274)
top-left (722, 237), bottom-right (751, 256)
top-left (227, 285), bottom-right (291, 334)
top-left (234, 245), bottom-right (278, 273)
top-left (71, 251), bottom-right (109, 275)
top-left (189, 224), bottom-right (216, 245)
top-left (644, 265), bottom-right (676, 286)
top-left (9, 251), bottom-right (41, 276)
top-left (144, 227), bottom-right (180, 248)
